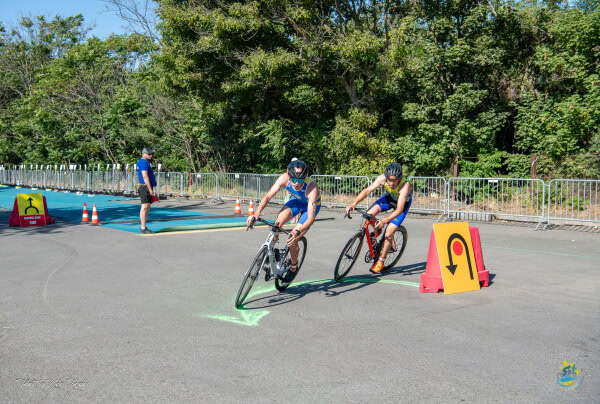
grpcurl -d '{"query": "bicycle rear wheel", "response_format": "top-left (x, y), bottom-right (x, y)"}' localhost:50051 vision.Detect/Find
top-left (235, 246), bottom-right (268, 308)
top-left (275, 237), bottom-right (307, 291)
top-left (334, 231), bottom-right (364, 282)
top-left (382, 226), bottom-right (408, 271)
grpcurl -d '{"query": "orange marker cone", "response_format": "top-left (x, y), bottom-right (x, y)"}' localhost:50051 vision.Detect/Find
top-left (234, 196), bottom-right (242, 216)
top-left (90, 204), bottom-right (100, 225)
top-left (81, 203), bottom-right (89, 222)
top-left (248, 199), bottom-right (255, 216)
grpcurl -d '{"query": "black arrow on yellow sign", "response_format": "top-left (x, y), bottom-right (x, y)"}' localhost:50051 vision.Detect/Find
top-left (24, 197), bottom-right (39, 214)
top-left (446, 233), bottom-right (474, 280)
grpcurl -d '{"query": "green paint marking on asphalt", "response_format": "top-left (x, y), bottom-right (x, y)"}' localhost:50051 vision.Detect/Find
top-left (203, 309), bottom-right (270, 327)
top-left (341, 277), bottom-right (420, 287)
top-left (203, 277), bottom-right (419, 327)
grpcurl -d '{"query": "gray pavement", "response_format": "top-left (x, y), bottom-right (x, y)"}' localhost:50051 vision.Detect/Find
top-left (1, 199), bottom-right (599, 403)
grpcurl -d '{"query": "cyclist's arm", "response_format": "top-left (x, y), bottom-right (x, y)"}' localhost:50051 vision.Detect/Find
top-left (253, 173), bottom-right (287, 217)
top-left (381, 182), bottom-right (411, 223)
top-left (349, 175), bottom-right (385, 209)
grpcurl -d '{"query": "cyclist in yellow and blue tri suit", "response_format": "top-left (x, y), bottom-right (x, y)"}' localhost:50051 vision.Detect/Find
top-left (247, 160), bottom-right (321, 282)
top-left (345, 162), bottom-right (412, 273)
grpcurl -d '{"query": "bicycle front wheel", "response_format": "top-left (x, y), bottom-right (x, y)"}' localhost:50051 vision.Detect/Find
top-left (334, 231), bottom-right (364, 282)
top-left (275, 237), bottom-right (307, 291)
top-left (235, 246), bottom-right (268, 308)
top-left (383, 226), bottom-right (408, 271)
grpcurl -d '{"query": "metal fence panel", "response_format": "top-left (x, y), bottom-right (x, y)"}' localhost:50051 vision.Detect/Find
top-left (408, 177), bottom-right (448, 215)
top-left (124, 167), bottom-right (137, 195)
top-left (185, 173), bottom-right (218, 198)
top-left (217, 173), bottom-right (257, 202)
top-left (369, 175), bottom-right (447, 215)
top-left (546, 179), bottom-right (600, 228)
top-left (447, 177), bottom-right (546, 224)
top-left (89, 170), bottom-right (105, 193)
top-left (4, 163), bottom-right (600, 231)
top-left (217, 173), bottom-right (251, 201)
top-left (257, 174), bottom-right (286, 203)
top-left (312, 175), bottom-right (371, 208)
top-left (157, 171), bottom-right (184, 197)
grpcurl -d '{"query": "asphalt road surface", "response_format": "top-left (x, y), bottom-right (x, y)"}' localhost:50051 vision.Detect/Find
top-left (1, 200), bottom-right (598, 403)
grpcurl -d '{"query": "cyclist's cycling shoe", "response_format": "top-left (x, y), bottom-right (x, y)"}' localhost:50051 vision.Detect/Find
top-left (369, 260), bottom-right (385, 274)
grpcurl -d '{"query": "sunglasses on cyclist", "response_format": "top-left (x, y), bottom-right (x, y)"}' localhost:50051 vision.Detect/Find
top-left (290, 178), bottom-right (305, 184)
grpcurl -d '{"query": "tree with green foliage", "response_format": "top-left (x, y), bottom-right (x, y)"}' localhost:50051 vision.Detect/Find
top-left (1, 2), bottom-right (599, 179)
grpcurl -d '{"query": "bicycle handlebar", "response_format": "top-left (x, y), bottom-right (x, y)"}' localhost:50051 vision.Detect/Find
top-left (345, 208), bottom-right (377, 222)
top-left (246, 217), bottom-right (291, 234)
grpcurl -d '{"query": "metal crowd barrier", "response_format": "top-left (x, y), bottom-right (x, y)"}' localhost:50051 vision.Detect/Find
top-left (216, 173), bottom-right (284, 202)
top-left (312, 175), bottom-right (371, 208)
top-left (546, 179), bottom-right (600, 228)
top-left (446, 177), bottom-right (546, 226)
top-left (1, 163), bottom-right (599, 230)
top-left (157, 171), bottom-right (184, 197)
top-left (124, 166), bottom-right (137, 195)
top-left (368, 175), bottom-right (448, 216)
top-left (257, 174), bottom-right (286, 203)
top-left (185, 172), bottom-right (218, 199)
top-left (409, 177), bottom-right (448, 216)
top-left (216, 172), bottom-right (258, 201)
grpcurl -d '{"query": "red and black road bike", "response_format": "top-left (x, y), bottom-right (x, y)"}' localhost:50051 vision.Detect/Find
top-left (333, 208), bottom-right (407, 281)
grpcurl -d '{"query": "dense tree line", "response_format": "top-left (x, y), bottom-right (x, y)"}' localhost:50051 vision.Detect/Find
top-left (1, 1), bottom-right (599, 178)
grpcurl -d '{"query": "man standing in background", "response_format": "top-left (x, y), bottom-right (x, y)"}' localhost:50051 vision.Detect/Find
top-left (137, 147), bottom-right (158, 234)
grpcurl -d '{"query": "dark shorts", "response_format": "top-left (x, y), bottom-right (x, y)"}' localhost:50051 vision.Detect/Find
top-left (372, 193), bottom-right (412, 227)
top-left (139, 185), bottom-right (154, 204)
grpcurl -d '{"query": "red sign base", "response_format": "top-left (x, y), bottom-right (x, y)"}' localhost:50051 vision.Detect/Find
top-left (9, 196), bottom-right (55, 227)
top-left (420, 226), bottom-right (490, 293)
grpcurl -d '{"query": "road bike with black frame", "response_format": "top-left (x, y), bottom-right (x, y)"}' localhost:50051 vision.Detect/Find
top-left (334, 208), bottom-right (407, 281)
top-left (235, 218), bottom-right (307, 308)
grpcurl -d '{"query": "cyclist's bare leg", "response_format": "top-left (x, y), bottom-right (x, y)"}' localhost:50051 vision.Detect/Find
top-left (274, 207), bottom-right (294, 234)
top-left (379, 222), bottom-right (399, 259)
top-left (273, 206), bottom-right (293, 243)
top-left (288, 222), bottom-right (308, 270)
top-left (367, 204), bottom-right (382, 217)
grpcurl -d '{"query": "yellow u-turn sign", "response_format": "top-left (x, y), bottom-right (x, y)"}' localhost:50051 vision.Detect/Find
top-left (433, 222), bottom-right (480, 294)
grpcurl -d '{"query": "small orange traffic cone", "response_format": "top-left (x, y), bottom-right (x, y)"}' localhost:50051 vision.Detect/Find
top-left (81, 203), bottom-right (89, 222)
top-left (90, 204), bottom-right (100, 225)
top-left (234, 196), bottom-right (242, 216)
top-left (248, 199), bottom-right (255, 216)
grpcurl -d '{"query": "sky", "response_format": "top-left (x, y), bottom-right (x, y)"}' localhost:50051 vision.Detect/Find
top-left (0, 0), bottom-right (132, 39)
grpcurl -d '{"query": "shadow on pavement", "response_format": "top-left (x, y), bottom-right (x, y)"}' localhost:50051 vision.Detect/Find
top-left (242, 261), bottom-right (426, 309)
top-left (0, 210), bottom-right (76, 236)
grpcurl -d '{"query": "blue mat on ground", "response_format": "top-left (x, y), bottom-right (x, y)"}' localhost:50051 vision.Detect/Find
top-left (0, 186), bottom-right (249, 233)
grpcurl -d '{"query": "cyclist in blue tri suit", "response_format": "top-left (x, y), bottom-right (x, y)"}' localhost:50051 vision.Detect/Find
top-left (345, 162), bottom-right (412, 273)
top-left (247, 160), bottom-right (321, 282)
